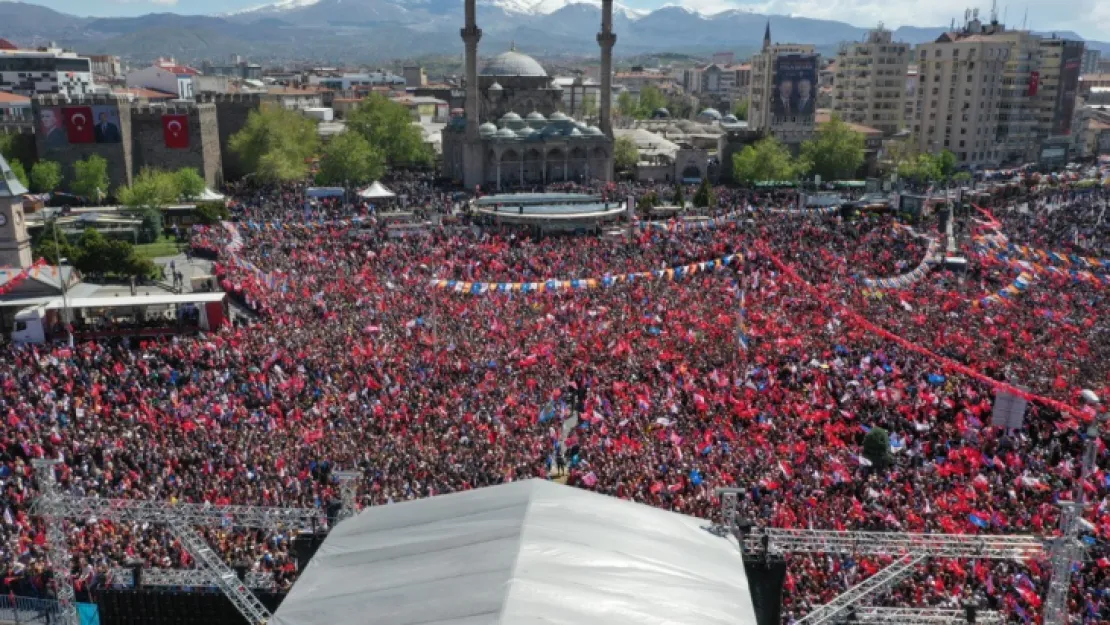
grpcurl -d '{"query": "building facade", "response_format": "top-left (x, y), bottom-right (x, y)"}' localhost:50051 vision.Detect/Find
top-left (831, 27), bottom-right (910, 136)
top-left (748, 23), bottom-right (819, 149)
top-left (126, 63), bottom-right (200, 100)
top-left (0, 48), bottom-right (95, 97)
top-left (1082, 49), bottom-right (1102, 76)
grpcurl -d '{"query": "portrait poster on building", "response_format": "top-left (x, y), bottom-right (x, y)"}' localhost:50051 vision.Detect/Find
top-left (38, 107), bottom-right (68, 149)
top-left (91, 106), bottom-right (122, 143)
top-left (162, 114), bottom-right (190, 149)
top-left (771, 55), bottom-right (818, 124)
top-left (62, 106), bottom-right (95, 144)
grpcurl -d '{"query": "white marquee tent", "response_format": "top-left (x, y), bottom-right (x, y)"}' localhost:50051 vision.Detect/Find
top-left (270, 479), bottom-right (757, 625)
top-left (358, 181), bottom-right (396, 199)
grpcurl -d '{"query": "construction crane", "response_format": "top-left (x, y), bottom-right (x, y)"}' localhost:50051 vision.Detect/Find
top-left (717, 488), bottom-right (1049, 625)
top-left (32, 462), bottom-right (361, 625)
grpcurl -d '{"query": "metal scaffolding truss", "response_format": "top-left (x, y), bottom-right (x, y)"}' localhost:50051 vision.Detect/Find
top-left (108, 568), bottom-right (275, 590)
top-left (742, 528), bottom-right (1046, 560)
top-left (852, 607), bottom-right (1004, 624)
top-left (795, 554), bottom-right (925, 625)
top-left (31, 460), bottom-right (79, 625)
top-left (37, 495), bottom-right (325, 533)
top-left (167, 520), bottom-right (272, 625)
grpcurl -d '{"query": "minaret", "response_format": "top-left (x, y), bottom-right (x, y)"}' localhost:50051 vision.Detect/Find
top-left (763, 20), bottom-right (771, 51)
top-left (461, 0), bottom-right (485, 187)
top-left (597, 0), bottom-right (616, 138)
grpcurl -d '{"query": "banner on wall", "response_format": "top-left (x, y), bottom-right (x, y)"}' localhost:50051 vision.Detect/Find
top-left (62, 106), bottom-right (95, 144)
top-left (162, 114), bottom-right (190, 149)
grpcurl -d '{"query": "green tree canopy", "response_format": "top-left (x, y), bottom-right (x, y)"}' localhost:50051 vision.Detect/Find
top-left (71, 228), bottom-right (153, 277)
top-left (346, 94), bottom-right (432, 168)
top-left (613, 135), bottom-right (639, 172)
top-left (229, 106), bottom-right (320, 183)
top-left (862, 426), bottom-right (893, 470)
top-left (896, 153), bottom-right (943, 184)
top-left (118, 169), bottom-right (180, 211)
top-left (71, 155), bottom-right (110, 202)
top-left (935, 149), bottom-right (957, 179)
top-left (30, 161), bottom-right (62, 193)
top-left (692, 177), bottom-right (714, 208)
top-left (317, 132), bottom-right (385, 186)
top-left (194, 201), bottom-right (230, 226)
top-left (32, 220), bottom-right (75, 265)
top-left (617, 91), bottom-right (637, 119)
top-left (175, 168), bottom-right (207, 200)
top-left (732, 136), bottom-right (800, 185)
top-left (732, 99), bottom-right (749, 121)
top-left (8, 159), bottom-right (29, 190)
top-left (0, 133), bottom-right (36, 166)
top-left (799, 115), bottom-right (866, 181)
top-left (636, 85), bottom-right (667, 118)
top-left (673, 182), bottom-right (685, 207)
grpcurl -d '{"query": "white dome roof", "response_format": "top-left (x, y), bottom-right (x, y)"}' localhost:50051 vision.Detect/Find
top-left (585, 125), bottom-right (604, 136)
top-left (479, 122), bottom-right (498, 135)
top-left (500, 111), bottom-right (522, 122)
top-left (494, 127), bottom-right (518, 139)
top-left (549, 111), bottom-right (570, 122)
top-left (481, 49), bottom-right (547, 78)
top-left (488, 81), bottom-right (504, 91)
top-left (526, 111), bottom-right (546, 121)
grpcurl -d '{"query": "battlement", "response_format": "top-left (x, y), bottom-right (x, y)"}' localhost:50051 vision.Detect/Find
top-left (196, 92), bottom-right (267, 105)
top-left (130, 102), bottom-right (216, 118)
top-left (33, 93), bottom-right (129, 107)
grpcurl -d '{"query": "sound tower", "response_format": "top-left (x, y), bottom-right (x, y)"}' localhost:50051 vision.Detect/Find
top-left (293, 531), bottom-right (328, 573)
top-left (744, 557), bottom-right (787, 625)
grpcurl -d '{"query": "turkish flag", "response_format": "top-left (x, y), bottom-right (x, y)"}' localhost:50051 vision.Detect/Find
top-left (63, 106), bottom-right (94, 144)
top-left (162, 114), bottom-right (189, 149)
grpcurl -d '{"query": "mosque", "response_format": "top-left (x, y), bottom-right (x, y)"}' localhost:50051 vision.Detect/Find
top-left (442, 0), bottom-right (616, 189)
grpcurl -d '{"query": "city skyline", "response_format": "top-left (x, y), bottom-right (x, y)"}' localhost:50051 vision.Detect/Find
top-left (15, 0), bottom-right (1109, 42)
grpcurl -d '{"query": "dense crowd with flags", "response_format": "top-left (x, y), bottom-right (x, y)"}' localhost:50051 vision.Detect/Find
top-left (0, 175), bottom-right (1108, 623)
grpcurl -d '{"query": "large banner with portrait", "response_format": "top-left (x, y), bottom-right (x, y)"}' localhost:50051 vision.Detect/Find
top-left (38, 107), bottom-right (68, 149)
top-left (771, 55), bottom-right (818, 124)
top-left (92, 105), bottom-right (122, 143)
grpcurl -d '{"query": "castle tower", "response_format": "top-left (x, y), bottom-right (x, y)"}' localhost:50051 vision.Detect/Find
top-left (598, 0), bottom-right (617, 138)
top-left (0, 154), bottom-right (32, 270)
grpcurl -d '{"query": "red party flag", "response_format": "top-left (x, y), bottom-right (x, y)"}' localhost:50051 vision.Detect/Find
top-left (63, 106), bottom-right (95, 143)
top-left (162, 114), bottom-right (189, 149)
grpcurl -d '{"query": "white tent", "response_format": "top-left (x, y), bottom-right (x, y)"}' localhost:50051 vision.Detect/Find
top-left (358, 181), bottom-right (396, 199)
top-left (197, 188), bottom-right (226, 201)
top-left (271, 479), bottom-right (757, 625)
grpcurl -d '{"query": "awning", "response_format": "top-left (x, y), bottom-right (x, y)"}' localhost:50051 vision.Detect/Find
top-left (358, 181), bottom-right (396, 199)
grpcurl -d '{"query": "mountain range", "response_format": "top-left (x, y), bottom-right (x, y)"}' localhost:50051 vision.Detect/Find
top-left (0, 0), bottom-right (1107, 66)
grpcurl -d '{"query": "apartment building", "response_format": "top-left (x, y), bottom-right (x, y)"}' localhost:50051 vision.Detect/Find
top-left (831, 27), bottom-right (910, 135)
top-left (1082, 49), bottom-right (1102, 76)
top-left (0, 47), bottom-right (96, 97)
top-left (914, 16), bottom-right (1017, 167)
top-left (749, 23), bottom-right (819, 148)
top-left (990, 29), bottom-right (1043, 163)
top-left (904, 65), bottom-right (919, 130)
top-left (1036, 38), bottom-right (1084, 138)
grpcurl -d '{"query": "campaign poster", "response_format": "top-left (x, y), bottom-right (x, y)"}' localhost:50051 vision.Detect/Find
top-left (91, 105), bottom-right (122, 143)
top-left (38, 107), bottom-right (68, 149)
top-left (771, 55), bottom-right (818, 124)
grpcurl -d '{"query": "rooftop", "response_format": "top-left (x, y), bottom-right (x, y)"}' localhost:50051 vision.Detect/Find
top-left (0, 92), bottom-right (30, 105)
top-left (481, 48), bottom-right (547, 78)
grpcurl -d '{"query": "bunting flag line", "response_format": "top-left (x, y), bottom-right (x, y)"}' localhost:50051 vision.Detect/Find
top-left (429, 253), bottom-right (744, 295)
top-left (757, 241), bottom-right (1085, 420)
top-left (974, 247), bottom-right (1110, 289)
top-left (858, 236), bottom-right (942, 289)
top-left (0, 258), bottom-right (51, 296)
top-left (973, 271), bottom-right (1035, 308)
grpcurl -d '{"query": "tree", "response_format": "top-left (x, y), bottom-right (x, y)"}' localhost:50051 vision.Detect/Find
top-left (732, 136), bottom-right (800, 185)
top-left (614, 135), bottom-right (639, 172)
top-left (30, 161), bottom-right (62, 193)
top-left (194, 201), bottom-right (230, 226)
top-left (0, 133), bottom-right (36, 166)
top-left (229, 106), bottom-right (320, 183)
top-left (71, 155), bottom-right (110, 202)
top-left (952, 171), bottom-right (972, 185)
top-left (317, 132), bottom-right (385, 186)
top-left (32, 220), bottom-right (74, 265)
top-left (345, 94), bottom-right (432, 167)
top-left (617, 91), bottom-right (637, 119)
top-left (673, 182), bottom-right (685, 208)
top-left (896, 153), bottom-right (942, 184)
top-left (175, 168), bottom-right (207, 201)
top-left (72, 229), bottom-right (109, 275)
top-left (636, 191), bottom-right (659, 217)
top-left (8, 159), bottom-right (29, 190)
top-left (800, 115), bottom-right (866, 181)
top-left (692, 178), bottom-right (714, 208)
top-left (636, 85), bottom-right (667, 118)
top-left (119, 169), bottom-right (179, 243)
top-left (935, 149), bottom-right (957, 179)
top-left (732, 99), bottom-right (749, 121)
top-left (862, 426), bottom-right (893, 470)
top-left (71, 228), bottom-right (153, 277)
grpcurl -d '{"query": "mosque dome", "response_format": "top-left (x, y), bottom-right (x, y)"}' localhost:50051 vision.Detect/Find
top-left (481, 48), bottom-right (548, 78)
top-left (494, 127), bottom-right (518, 139)
top-left (526, 111), bottom-right (546, 122)
top-left (651, 107), bottom-right (671, 119)
top-left (516, 127), bottom-right (536, 139)
top-left (549, 111), bottom-right (571, 123)
top-left (500, 111), bottom-right (522, 123)
top-left (566, 127), bottom-right (583, 137)
top-left (584, 125), bottom-right (604, 136)
top-left (722, 114), bottom-right (739, 123)
top-left (488, 81), bottom-right (504, 92)
top-left (479, 122), bottom-right (498, 136)
top-left (699, 108), bottom-right (722, 120)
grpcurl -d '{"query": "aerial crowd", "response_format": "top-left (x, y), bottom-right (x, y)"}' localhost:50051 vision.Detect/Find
top-left (1, 172), bottom-right (1109, 623)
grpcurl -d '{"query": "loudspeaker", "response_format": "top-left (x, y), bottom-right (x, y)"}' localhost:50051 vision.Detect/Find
top-left (744, 558), bottom-right (787, 625)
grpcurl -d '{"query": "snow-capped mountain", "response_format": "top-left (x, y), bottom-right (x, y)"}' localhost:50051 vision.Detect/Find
top-left (225, 0), bottom-right (647, 21)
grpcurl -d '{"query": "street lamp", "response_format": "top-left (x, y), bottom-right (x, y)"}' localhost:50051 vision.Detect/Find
top-left (46, 208), bottom-right (73, 347)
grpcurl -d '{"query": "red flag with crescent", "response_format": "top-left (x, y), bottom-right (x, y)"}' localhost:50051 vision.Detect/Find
top-left (162, 114), bottom-right (189, 149)
top-left (62, 106), bottom-right (94, 144)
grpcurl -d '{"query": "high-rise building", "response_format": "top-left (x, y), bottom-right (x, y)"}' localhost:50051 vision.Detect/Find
top-left (831, 27), bottom-right (910, 135)
top-left (748, 22), bottom-right (819, 148)
top-left (1082, 49), bottom-right (1102, 75)
top-left (990, 28), bottom-right (1043, 163)
top-left (913, 13), bottom-right (1018, 167)
top-left (903, 65), bottom-right (919, 130)
top-left (0, 46), bottom-right (96, 97)
top-left (1036, 38), bottom-right (1084, 138)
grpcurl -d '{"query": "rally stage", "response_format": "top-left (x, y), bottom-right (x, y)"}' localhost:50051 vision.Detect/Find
top-left (472, 193), bottom-right (626, 233)
top-left (269, 479), bottom-right (758, 625)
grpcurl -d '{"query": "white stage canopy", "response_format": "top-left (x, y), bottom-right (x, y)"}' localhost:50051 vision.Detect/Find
top-left (271, 479), bottom-right (757, 625)
top-left (358, 181), bottom-right (396, 199)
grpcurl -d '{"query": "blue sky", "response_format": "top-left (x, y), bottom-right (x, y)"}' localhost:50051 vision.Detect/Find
top-left (21, 0), bottom-right (1109, 40)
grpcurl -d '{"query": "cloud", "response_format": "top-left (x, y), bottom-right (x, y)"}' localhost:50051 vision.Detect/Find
top-left (112, 0), bottom-right (179, 4)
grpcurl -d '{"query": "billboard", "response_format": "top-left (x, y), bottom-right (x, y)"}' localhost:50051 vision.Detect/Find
top-left (1054, 42), bottom-right (1084, 136)
top-left (38, 107), bottom-right (67, 149)
top-left (92, 105), bottom-right (122, 143)
top-left (771, 54), bottom-right (818, 124)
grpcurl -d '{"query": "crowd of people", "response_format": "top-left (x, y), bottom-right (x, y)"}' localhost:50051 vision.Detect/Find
top-left (0, 173), bottom-right (1108, 623)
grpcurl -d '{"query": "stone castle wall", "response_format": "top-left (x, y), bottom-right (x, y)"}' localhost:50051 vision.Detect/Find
top-left (131, 102), bottom-right (223, 187)
top-left (33, 94), bottom-right (133, 192)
